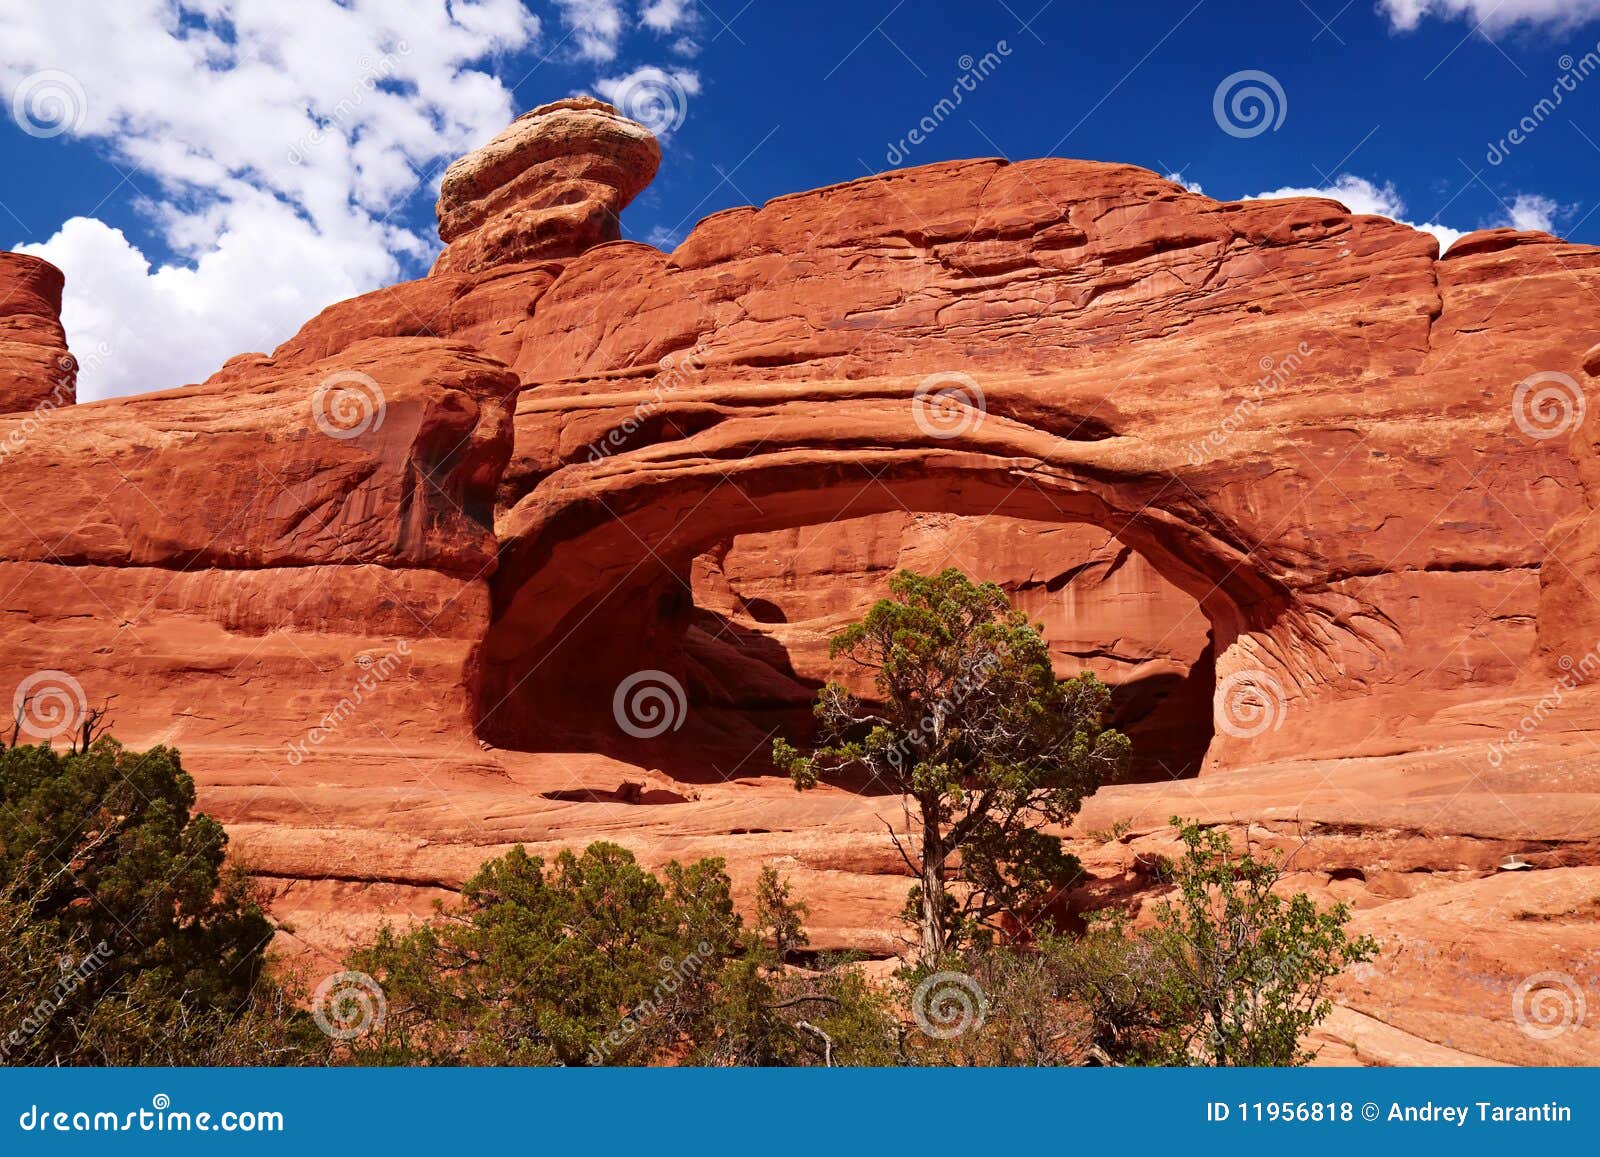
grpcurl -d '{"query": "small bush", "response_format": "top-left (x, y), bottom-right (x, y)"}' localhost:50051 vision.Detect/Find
top-left (346, 842), bottom-right (900, 1066)
top-left (0, 738), bottom-right (313, 1064)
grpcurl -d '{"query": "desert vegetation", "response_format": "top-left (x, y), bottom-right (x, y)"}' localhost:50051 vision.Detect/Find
top-left (775, 568), bottom-right (1129, 965)
top-left (0, 738), bottom-right (323, 1064)
top-left (0, 570), bottom-right (1375, 1066)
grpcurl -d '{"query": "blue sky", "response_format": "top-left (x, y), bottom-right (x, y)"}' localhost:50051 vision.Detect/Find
top-left (2, 0), bottom-right (1599, 400)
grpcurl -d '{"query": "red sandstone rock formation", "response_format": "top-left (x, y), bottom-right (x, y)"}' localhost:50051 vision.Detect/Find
top-left (3, 102), bottom-right (1599, 1065)
top-left (434, 96), bottom-right (659, 275)
top-left (693, 515), bottom-right (1207, 690)
top-left (479, 158), bottom-right (1597, 779)
top-left (0, 251), bottom-right (74, 414)
top-left (1535, 338), bottom-right (1600, 667)
top-left (0, 338), bottom-right (517, 755)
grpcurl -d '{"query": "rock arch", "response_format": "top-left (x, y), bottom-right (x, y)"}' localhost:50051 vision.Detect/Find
top-left (2, 100), bottom-right (1592, 781)
top-left (463, 127), bottom-right (1599, 772)
top-left (3, 105), bottom-right (1600, 1035)
top-left (481, 406), bottom-right (1320, 769)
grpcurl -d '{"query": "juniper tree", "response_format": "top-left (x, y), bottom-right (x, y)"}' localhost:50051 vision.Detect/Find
top-left (0, 738), bottom-right (291, 1063)
top-left (775, 568), bottom-right (1129, 965)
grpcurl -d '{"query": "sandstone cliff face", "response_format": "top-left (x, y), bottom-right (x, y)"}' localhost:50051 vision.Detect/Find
top-left (480, 156), bottom-right (1597, 774)
top-left (0, 251), bottom-right (74, 415)
top-left (1534, 338), bottom-right (1600, 667)
top-left (0, 337), bottom-right (517, 755)
top-left (3, 103), bottom-right (1599, 1065)
top-left (0, 339), bottom-right (514, 572)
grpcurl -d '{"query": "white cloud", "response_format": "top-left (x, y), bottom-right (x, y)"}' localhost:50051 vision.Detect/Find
top-left (1, 0), bottom-right (541, 400)
top-left (641, 0), bottom-right (700, 56)
top-left (1245, 174), bottom-right (1469, 250)
top-left (1165, 171), bottom-right (1204, 194)
top-left (1242, 174), bottom-right (1565, 252)
top-left (645, 224), bottom-right (682, 249)
top-left (19, 207), bottom-right (395, 400)
top-left (1504, 191), bottom-right (1562, 231)
top-left (640, 0), bottom-right (696, 33)
top-left (554, 0), bottom-right (627, 62)
top-left (1378, 0), bottom-right (1600, 31)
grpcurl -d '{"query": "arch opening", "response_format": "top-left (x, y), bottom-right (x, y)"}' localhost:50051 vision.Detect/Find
top-left (685, 512), bottom-right (1216, 782)
top-left (476, 455), bottom-right (1287, 776)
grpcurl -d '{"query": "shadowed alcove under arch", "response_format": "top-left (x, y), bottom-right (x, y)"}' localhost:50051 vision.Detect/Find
top-left (476, 453), bottom-right (1294, 774)
top-left (684, 511), bottom-right (1216, 781)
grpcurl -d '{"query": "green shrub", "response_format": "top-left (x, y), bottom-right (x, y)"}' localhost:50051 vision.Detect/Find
top-left (346, 842), bottom-right (900, 1066)
top-left (776, 568), bottom-right (1128, 964)
top-left (0, 738), bottom-right (310, 1064)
